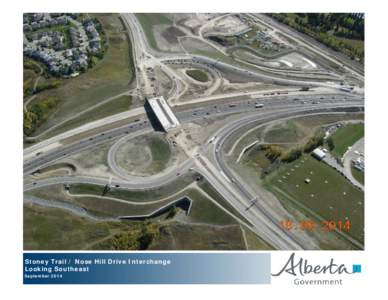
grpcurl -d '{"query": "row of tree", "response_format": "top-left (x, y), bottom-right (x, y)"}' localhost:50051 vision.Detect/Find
top-left (258, 129), bottom-right (327, 177)
top-left (261, 129), bottom-right (325, 164)
top-left (296, 13), bottom-right (364, 40)
top-left (268, 13), bottom-right (364, 63)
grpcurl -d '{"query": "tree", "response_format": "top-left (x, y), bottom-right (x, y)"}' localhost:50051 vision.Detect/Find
top-left (307, 14), bottom-right (319, 27)
top-left (265, 145), bottom-right (283, 162)
top-left (327, 136), bottom-right (335, 151)
top-left (166, 206), bottom-right (178, 219)
top-left (304, 130), bottom-right (325, 153)
top-left (281, 147), bottom-right (302, 163)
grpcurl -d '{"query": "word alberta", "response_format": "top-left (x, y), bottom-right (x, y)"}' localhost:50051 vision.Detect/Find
top-left (272, 253), bottom-right (359, 286)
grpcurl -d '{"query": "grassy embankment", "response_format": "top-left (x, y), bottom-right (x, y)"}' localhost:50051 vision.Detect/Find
top-left (330, 123), bottom-right (364, 157)
top-left (24, 179), bottom-right (272, 250)
top-left (186, 69), bottom-right (209, 82)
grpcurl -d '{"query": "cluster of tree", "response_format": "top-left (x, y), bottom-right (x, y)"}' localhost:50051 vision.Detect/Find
top-left (23, 97), bottom-right (57, 136)
top-left (34, 80), bottom-right (61, 94)
top-left (260, 144), bottom-right (303, 164)
top-left (327, 136), bottom-right (335, 151)
top-left (268, 13), bottom-right (364, 63)
top-left (166, 206), bottom-right (179, 219)
top-left (24, 59), bottom-right (43, 74)
top-left (258, 129), bottom-right (326, 178)
top-left (24, 80), bottom-right (34, 97)
top-left (110, 223), bottom-right (160, 250)
top-left (24, 59), bottom-right (45, 96)
top-left (254, 125), bottom-right (342, 182)
top-left (295, 13), bottom-right (364, 39)
top-left (281, 147), bottom-right (303, 163)
top-left (263, 144), bottom-right (283, 162)
top-left (303, 129), bottom-right (325, 153)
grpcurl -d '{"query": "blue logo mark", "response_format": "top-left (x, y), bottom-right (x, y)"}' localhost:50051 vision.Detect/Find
top-left (352, 264), bottom-right (362, 273)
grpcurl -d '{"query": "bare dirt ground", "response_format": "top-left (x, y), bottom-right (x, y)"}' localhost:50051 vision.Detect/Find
top-left (153, 65), bottom-right (174, 99)
top-left (210, 14), bottom-right (249, 35)
top-left (115, 133), bottom-right (171, 176)
top-left (181, 13), bottom-right (221, 35)
top-left (180, 36), bottom-right (220, 54)
top-left (116, 137), bottom-right (154, 175)
top-left (58, 140), bottom-right (118, 179)
top-left (154, 25), bottom-right (186, 52)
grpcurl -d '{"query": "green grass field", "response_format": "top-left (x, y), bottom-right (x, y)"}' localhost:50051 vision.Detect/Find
top-left (67, 182), bottom-right (245, 224)
top-left (238, 114), bottom-right (365, 174)
top-left (45, 95), bottom-right (132, 138)
top-left (24, 181), bottom-right (260, 249)
top-left (186, 69), bottom-right (209, 82)
top-left (24, 203), bottom-right (131, 250)
top-left (198, 181), bottom-right (252, 225)
top-left (68, 196), bottom-right (175, 218)
top-left (68, 175), bottom-right (195, 203)
top-left (243, 146), bottom-right (273, 171)
top-left (331, 123), bottom-right (364, 157)
top-left (148, 135), bottom-right (171, 173)
top-left (264, 120), bottom-right (307, 144)
top-left (185, 190), bottom-right (237, 226)
top-left (265, 155), bottom-right (364, 243)
top-left (352, 166), bottom-right (364, 185)
top-left (70, 179), bottom-right (254, 225)
top-left (29, 180), bottom-right (248, 225)
top-left (234, 114), bottom-right (363, 157)
top-left (26, 14), bottom-right (135, 138)
top-left (24, 202), bottom-right (251, 250)
top-left (243, 227), bottom-right (274, 250)
top-left (149, 223), bottom-right (246, 250)
top-left (135, 13), bottom-right (172, 50)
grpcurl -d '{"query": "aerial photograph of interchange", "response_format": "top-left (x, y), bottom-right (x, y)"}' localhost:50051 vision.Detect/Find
top-left (23, 13), bottom-right (364, 250)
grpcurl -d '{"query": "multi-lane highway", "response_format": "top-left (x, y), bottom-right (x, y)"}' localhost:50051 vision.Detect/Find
top-left (24, 93), bottom-right (362, 173)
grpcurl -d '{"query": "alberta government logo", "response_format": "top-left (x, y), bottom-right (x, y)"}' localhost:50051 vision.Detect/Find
top-left (271, 253), bottom-right (362, 286)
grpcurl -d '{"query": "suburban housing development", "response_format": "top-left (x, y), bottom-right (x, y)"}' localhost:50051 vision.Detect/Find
top-left (23, 13), bottom-right (364, 251)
